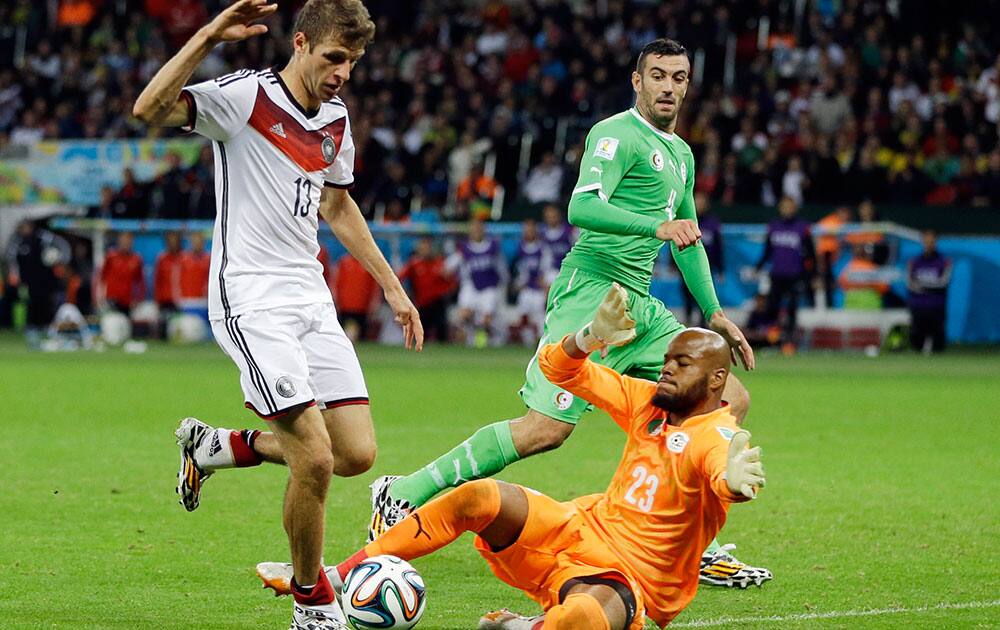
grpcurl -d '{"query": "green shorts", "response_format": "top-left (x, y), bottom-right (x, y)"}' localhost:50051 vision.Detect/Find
top-left (519, 267), bottom-right (685, 424)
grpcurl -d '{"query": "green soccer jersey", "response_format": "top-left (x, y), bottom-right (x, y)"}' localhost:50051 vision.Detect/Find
top-left (563, 107), bottom-right (697, 296)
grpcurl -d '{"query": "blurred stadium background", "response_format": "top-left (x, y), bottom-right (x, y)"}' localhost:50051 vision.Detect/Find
top-left (2, 1), bottom-right (1000, 628)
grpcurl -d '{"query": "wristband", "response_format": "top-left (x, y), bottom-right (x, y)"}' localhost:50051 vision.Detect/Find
top-left (575, 322), bottom-right (606, 354)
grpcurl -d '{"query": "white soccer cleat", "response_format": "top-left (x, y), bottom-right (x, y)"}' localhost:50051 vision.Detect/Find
top-left (257, 562), bottom-right (342, 599)
top-left (698, 544), bottom-right (773, 588)
top-left (290, 600), bottom-right (349, 630)
top-left (478, 608), bottom-right (543, 630)
top-left (368, 475), bottom-right (413, 542)
top-left (174, 417), bottom-right (215, 512)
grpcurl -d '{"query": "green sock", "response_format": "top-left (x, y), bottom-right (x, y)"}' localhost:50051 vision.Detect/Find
top-left (704, 538), bottom-right (723, 555)
top-left (390, 421), bottom-right (521, 507)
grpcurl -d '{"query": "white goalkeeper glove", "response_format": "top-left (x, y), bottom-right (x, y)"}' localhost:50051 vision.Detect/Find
top-left (724, 431), bottom-right (765, 499)
top-left (575, 282), bottom-right (637, 355)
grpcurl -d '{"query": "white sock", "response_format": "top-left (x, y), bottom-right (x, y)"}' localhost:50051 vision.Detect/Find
top-left (194, 428), bottom-right (237, 471)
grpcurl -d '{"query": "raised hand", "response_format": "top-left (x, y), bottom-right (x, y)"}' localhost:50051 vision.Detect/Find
top-left (205, 0), bottom-right (278, 44)
top-left (385, 288), bottom-right (425, 352)
top-left (708, 311), bottom-right (756, 371)
top-left (590, 282), bottom-right (637, 348)
top-left (725, 431), bottom-right (765, 499)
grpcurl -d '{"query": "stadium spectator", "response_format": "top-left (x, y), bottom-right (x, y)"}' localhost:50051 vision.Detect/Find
top-left (456, 163), bottom-right (499, 220)
top-left (449, 219), bottom-right (507, 347)
top-left (178, 232), bottom-right (210, 305)
top-left (150, 153), bottom-right (191, 218)
top-left (398, 237), bottom-right (456, 343)
top-left (333, 254), bottom-right (381, 342)
top-left (757, 197), bottom-right (816, 347)
top-left (522, 151), bottom-right (564, 205)
top-left (100, 232), bottom-right (145, 313)
top-left (681, 193), bottom-right (723, 326)
top-left (0, 0), bottom-right (997, 220)
top-left (153, 231), bottom-right (183, 331)
top-left (907, 230), bottom-right (952, 353)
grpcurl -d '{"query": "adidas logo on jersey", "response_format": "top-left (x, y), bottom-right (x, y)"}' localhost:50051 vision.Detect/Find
top-left (269, 123), bottom-right (286, 138)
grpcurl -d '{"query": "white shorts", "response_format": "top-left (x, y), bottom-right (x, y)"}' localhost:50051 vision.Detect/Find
top-left (211, 302), bottom-right (368, 419)
top-left (515, 288), bottom-right (547, 325)
top-left (457, 285), bottom-right (500, 322)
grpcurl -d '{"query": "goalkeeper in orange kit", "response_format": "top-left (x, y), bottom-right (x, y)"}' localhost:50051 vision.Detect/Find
top-left (258, 284), bottom-right (766, 629)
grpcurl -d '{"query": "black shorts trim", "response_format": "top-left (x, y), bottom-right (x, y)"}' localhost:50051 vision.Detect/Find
top-left (558, 573), bottom-right (637, 628)
top-left (246, 400), bottom-right (317, 420)
top-left (322, 397), bottom-right (370, 409)
top-left (226, 316), bottom-right (277, 414)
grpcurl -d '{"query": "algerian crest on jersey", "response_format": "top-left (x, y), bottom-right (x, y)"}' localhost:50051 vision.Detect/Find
top-left (679, 161), bottom-right (687, 185)
top-left (594, 137), bottom-right (619, 160)
top-left (650, 149), bottom-right (664, 171)
top-left (667, 431), bottom-right (690, 454)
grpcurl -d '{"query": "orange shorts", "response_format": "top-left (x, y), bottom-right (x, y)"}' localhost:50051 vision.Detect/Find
top-left (473, 486), bottom-right (646, 630)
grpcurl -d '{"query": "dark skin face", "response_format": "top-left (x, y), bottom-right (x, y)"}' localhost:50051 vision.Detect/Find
top-left (651, 329), bottom-right (731, 423)
top-left (632, 53), bottom-right (691, 133)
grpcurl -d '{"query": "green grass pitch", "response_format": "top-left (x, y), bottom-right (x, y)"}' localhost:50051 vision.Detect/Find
top-left (1, 334), bottom-right (998, 628)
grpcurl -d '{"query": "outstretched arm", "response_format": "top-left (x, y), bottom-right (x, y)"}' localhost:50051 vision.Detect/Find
top-left (132, 0), bottom-right (277, 127)
top-left (537, 283), bottom-right (650, 427)
top-left (319, 187), bottom-right (424, 351)
top-left (703, 431), bottom-right (765, 502)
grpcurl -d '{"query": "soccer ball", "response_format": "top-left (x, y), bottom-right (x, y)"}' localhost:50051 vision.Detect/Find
top-left (167, 314), bottom-right (209, 344)
top-left (341, 555), bottom-right (426, 629)
top-left (100, 311), bottom-right (132, 345)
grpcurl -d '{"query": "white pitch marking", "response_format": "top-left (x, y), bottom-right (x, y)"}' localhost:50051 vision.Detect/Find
top-left (671, 599), bottom-right (1000, 628)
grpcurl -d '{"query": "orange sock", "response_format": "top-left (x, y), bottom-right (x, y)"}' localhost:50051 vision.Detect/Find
top-left (337, 479), bottom-right (502, 581)
top-left (542, 593), bottom-right (612, 630)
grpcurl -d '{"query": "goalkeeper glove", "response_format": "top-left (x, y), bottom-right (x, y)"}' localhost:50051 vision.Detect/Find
top-left (575, 282), bottom-right (637, 355)
top-left (724, 431), bottom-right (765, 499)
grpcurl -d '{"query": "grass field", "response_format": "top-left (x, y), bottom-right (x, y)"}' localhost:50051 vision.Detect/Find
top-left (2, 334), bottom-right (999, 629)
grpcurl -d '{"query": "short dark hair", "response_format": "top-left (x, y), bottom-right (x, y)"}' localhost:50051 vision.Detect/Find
top-left (293, 0), bottom-right (376, 51)
top-left (636, 38), bottom-right (688, 73)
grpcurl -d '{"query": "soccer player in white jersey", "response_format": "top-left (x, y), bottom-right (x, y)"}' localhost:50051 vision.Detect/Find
top-left (133, 1), bottom-right (422, 627)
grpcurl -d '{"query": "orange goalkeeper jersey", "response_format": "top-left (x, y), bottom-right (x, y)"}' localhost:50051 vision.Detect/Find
top-left (537, 341), bottom-right (752, 627)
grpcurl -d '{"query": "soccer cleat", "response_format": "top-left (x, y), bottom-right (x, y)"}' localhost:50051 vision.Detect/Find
top-left (698, 543), bottom-right (773, 588)
top-left (290, 601), bottom-right (349, 630)
top-left (257, 562), bottom-right (342, 599)
top-left (478, 608), bottom-right (543, 630)
top-left (174, 417), bottom-right (215, 512)
top-left (368, 475), bottom-right (413, 542)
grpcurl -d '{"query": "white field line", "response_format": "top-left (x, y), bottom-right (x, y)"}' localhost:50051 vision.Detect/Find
top-left (670, 599), bottom-right (1000, 627)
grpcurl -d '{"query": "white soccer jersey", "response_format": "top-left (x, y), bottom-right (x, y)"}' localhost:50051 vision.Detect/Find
top-left (182, 68), bottom-right (355, 320)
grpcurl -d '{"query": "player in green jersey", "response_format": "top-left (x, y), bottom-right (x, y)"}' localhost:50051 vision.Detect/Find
top-left (371, 38), bottom-right (772, 589)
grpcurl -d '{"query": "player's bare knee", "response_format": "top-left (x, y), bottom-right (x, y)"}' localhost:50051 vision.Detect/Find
top-left (724, 375), bottom-right (751, 424)
top-left (514, 412), bottom-right (574, 455)
top-left (335, 443), bottom-right (376, 477)
top-left (291, 450), bottom-right (335, 494)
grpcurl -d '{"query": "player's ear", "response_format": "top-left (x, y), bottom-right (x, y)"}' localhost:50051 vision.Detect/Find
top-left (292, 31), bottom-right (308, 55)
top-left (710, 367), bottom-right (728, 392)
top-left (631, 70), bottom-right (642, 94)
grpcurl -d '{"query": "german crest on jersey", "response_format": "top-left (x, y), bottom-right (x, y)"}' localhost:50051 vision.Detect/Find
top-left (321, 135), bottom-right (336, 164)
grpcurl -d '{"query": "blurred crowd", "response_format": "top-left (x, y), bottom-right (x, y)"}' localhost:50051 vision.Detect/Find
top-left (1, 0), bottom-right (998, 220)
